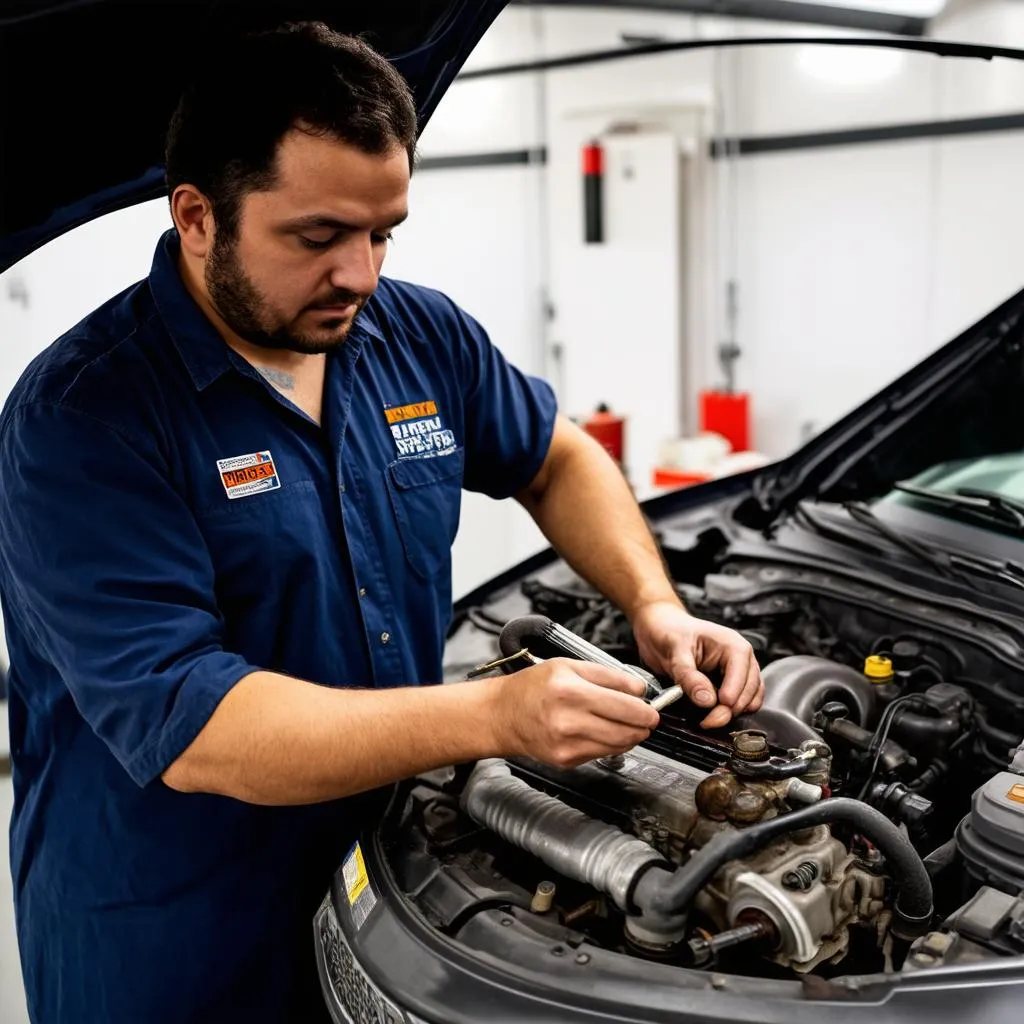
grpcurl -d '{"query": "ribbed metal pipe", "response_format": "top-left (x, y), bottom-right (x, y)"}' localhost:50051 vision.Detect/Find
top-left (460, 759), bottom-right (664, 911)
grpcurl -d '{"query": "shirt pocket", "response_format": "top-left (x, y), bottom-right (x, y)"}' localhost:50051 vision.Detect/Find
top-left (193, 479), bottom-right (324, 595)
top-left (384, 449), bottom-right (465, 581)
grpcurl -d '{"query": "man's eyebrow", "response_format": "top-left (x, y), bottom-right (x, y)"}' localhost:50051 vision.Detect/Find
top-left (282, 212), bottom-right (409, 232)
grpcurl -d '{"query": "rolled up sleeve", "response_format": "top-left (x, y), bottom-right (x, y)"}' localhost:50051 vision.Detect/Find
top-left (0, 402), bottom-right (258, 787)
top-left (448, 301), bottom-right (558, 500)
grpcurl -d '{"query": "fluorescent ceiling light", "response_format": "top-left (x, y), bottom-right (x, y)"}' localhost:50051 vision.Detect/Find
top-left (797, 44), bottom-right (905, 85)
top-left (801, 0), bottom-right (946, 14)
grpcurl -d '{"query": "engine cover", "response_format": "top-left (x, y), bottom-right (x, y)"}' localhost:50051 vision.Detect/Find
top-left (957, 771), bottom-right (1024, 893)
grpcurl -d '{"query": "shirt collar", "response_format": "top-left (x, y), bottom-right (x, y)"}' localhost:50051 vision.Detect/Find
top-left (148, 229), bottom-right (235, 391)
top-left (148, 228), bottom-right (385, 388)
top-left (351, 299), bottom-right (386, 343)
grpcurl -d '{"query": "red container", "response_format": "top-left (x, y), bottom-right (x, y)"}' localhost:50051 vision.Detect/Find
top-left (652, 468), bottom-right (710, 489)
top-left (699, 390), bottom-right (750, 453)
top-left (583, 404), bottom-right (625, 466)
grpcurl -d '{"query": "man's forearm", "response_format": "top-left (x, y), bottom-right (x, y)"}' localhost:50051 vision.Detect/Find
top-left (518, 419), bottom-right (681, 622)
top-left (163, 671), bottom-right (503, 805)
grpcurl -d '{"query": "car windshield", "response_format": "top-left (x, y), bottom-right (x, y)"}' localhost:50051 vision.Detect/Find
top-left (894, 454), bottom-right (1024, 502)
top-left (878, 453), bottom-right (1024, 535)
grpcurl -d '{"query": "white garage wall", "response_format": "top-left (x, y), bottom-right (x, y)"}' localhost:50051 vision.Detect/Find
top-left (930, 132), bottom-right (1024, 343)
top-left (527, 1), bottom-right (1024, 460)
top-left (733, 140), bottom-right (936, 451)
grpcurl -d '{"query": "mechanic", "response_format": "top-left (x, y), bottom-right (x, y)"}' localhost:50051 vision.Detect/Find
top-left (0, 22), bottom-right (763, 1024)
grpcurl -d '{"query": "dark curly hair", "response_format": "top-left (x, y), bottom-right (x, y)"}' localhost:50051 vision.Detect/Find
top-left (165, 22), bottom-right (417, 239)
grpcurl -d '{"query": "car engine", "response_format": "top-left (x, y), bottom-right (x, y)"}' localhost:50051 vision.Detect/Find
top-left (384, 558), bottom-right (1024, 983)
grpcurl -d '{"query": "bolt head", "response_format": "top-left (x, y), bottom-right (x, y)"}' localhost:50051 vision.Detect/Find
top-left (731, 729), bottom-right (770, 760)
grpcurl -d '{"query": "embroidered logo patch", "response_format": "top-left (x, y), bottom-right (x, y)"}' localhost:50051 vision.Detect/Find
top-left (216, 450), bottom-right (281, 499)
top-left (384, 400), bottom-right (456, 459)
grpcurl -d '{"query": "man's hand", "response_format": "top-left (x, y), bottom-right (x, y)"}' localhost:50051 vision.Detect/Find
top-left (492, 658), bottom-right (661, 768)
top-left (630, 600), bottom-right (763, 729)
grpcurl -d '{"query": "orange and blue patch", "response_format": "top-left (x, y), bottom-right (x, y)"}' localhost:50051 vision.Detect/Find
top-left (216, 450), bottom-right (281, 499)
top-left (383, 400), bottom-right (457, 459)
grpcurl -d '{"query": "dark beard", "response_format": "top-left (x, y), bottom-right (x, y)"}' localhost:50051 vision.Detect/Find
top-left (205, 233), bottom-right (363, 354)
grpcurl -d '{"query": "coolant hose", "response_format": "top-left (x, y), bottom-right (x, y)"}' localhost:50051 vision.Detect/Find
top-left (632, 797), bottom-right (933, 940)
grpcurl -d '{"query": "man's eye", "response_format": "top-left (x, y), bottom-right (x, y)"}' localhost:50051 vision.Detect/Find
top-left (372, 232), bottom-right (394, 246)
top-left (299, 236), bottom-right (334, 250)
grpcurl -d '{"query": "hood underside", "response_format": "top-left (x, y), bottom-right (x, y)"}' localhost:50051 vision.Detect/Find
top-left (4, 6), bottom-right (1024, 274)
top-left (0, 0), bottom-right (507, 272)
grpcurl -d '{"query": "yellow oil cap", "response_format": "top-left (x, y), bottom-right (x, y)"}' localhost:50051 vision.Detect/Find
top-left (864, 654), bottom-right (894, 683)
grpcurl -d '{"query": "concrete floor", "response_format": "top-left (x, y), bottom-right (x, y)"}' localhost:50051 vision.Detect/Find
top-left (1, 705), bottom-right (29, 1024)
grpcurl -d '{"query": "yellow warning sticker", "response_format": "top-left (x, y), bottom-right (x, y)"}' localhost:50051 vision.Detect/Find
top-left (342, 843), bottom-right (369, 905)
top-left (341, 843), bottom-right (378, 931)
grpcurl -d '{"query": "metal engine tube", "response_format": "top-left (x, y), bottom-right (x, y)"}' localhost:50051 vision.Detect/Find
top-left (460, 759), bottom-right (665, 911)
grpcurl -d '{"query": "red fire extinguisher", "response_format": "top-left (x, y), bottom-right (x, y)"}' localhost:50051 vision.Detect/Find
top-left (583, 403), bottom-right (625, 468)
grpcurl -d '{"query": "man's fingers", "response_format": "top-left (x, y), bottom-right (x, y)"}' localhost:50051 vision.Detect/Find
top-left (573, 715), bottom-right (654, 750)
top-left (715, 642), bottom-right (754, 708)
top-left (732, 662), bottom-right (763, 716)
top-left (669, 650), bottom-right (717, 709)
top-left (699, 658), bottom-right (761, 728)
top-left (700, 703), bottom-right (735, 730)
top-left (581, 684), bottom-right (661, 730)
top-left (569, 659), bottom-right (647, 698)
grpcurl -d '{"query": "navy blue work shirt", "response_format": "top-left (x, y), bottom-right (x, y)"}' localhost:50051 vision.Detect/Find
top-left (0, 229), bottom-right (556, 1023)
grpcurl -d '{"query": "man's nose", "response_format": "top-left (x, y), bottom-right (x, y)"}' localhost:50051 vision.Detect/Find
top-left (328, 234), bottom-right (379, 297)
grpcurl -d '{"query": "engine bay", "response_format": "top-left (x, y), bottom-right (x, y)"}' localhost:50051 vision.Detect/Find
top-left (383, 551), bottom-right (1024, 986)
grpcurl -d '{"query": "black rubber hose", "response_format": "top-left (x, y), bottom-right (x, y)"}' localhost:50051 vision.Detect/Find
top-left (498, 614), bottom-right (554, 658)
top-left (889, 710), bottom-right (961, 756)
top-left (976, 715), bottom-right (1021, 752)
top-left (632, 797), bottom-right (933, 940)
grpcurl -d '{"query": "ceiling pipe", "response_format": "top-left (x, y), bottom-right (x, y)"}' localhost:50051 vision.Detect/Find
top-left (513, 0), bottom-right (929, 38)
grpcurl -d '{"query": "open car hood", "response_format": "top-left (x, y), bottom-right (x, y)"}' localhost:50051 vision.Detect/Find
top-left (0, 0), bottom-right (508, 272)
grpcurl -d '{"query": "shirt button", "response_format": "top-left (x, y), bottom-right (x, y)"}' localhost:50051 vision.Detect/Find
top-left (358, 587), bottom-right (367, 598)
top-left (380, 631), bottom-right (391, 645)
top-left (339, 483), bottom-right (346, 494)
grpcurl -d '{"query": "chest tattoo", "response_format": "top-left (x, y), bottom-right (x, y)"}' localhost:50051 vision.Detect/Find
top-left (257, 366), bottom-right (296, 391)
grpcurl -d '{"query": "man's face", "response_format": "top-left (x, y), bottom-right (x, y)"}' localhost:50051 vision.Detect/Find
top-left (205, 129), bottom-right (410, 354)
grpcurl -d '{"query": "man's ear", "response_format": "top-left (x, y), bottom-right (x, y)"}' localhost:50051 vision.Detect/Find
top-left (170, 185), bottom-right (215, 259)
